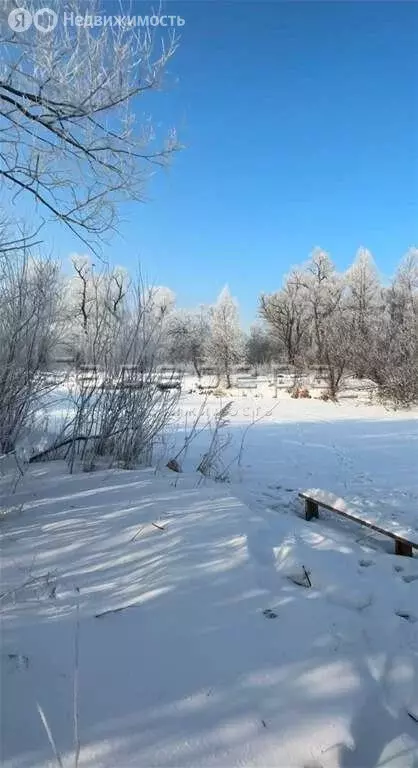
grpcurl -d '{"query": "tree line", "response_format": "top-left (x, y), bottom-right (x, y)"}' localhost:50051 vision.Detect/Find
top-left (156, 245), bottom-right (417, 404)
top-left (1, 244), bottom-right (417, 459)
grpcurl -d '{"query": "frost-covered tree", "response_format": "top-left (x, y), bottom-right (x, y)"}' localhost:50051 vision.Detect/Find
top-left (260, 245), bottom-right (417, 402)
top-left (166, 307), bottom-right (210, 377)
top-left (260, 249), bottom-right (343, 370)
top-left (345, 248), bottom-right (382, 376)
top-left (0, 0), bottom-right (179, 252)
top-left (259, 270), bottom-right (309, 365)
top-left (63, 257), bottom-right (130, 368)
top-left (206, 287), bottom-right (243, 387)
top-left (64, 260), bottom-right (176, 372)
top-left (50, 264), bottom-right (180, 471)
top-left (368, 249), bottom-right (418, 404)
top-left (346, 248), bottom-right (381, 324)
top-left (0, 249), bottom-right (63, 452)
top-left (300, 248), bottom-right (343, 366)
top-left (321, 299), bottom-right (354, 398)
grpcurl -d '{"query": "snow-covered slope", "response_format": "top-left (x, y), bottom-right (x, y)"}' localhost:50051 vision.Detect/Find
top-left (1, 463), bottom-right (418, 767)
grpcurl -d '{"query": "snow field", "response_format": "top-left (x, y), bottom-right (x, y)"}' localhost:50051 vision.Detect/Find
top-left (1, 388), bottom-right (418, 767)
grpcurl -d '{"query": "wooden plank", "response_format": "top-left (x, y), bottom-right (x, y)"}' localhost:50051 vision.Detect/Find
top-left (305, 498), bottom-right (319, 521)
top-left (395, 539), bottom-right (413, 557)
top-left (298, 492), bottom-right (417, 550)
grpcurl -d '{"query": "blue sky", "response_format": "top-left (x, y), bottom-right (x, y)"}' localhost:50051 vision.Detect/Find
top-left (47, 2), bottom-right (418, 323)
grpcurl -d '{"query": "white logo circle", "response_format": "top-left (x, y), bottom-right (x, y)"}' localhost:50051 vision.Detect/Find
top-left (33, 7), bottom-right (58, 33)
top-left (8, 7), bottom-right (32, 32)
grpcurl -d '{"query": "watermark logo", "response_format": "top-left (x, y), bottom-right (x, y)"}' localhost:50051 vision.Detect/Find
top-left (8, 6), bottom-right (58, 33)
top-left (8, 7), bottom-right (184, 32)
top-left (34, 7), bottom-right (58, 32)
top-left (8, 7), bottom-right (32, 32)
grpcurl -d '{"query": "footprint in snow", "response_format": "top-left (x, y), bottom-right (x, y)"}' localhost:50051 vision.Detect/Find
top-left (262, 608), bottom-right (278, 619)
top-left (395, 609), bottom-right (417, 623)
top-left (359, 559), bottom-right (374, 568)
top-left (402, 574), bottom-right (418, 584)
top-left (5, 653), bottom-right (29, 670)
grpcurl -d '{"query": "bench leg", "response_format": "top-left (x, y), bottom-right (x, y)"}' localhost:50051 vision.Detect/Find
top-left (395, 540), bottom-right (413, 557)
top-left (305, 498), bottom-right (319, 521)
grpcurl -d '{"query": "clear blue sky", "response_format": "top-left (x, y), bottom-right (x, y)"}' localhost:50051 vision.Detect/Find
top-left (52, 1), bottom-right (417, 324)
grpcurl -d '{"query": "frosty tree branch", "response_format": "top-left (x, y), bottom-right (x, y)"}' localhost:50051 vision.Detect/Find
top-left (0, 0), bottom-right (180, 253)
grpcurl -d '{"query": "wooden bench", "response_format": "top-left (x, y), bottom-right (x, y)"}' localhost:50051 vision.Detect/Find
top-left (157, 381), bottom-right (181, 391)
top-left (299, 490), bottom-right (417, 557)
top-left (236, 378), bottom-right (257, 389)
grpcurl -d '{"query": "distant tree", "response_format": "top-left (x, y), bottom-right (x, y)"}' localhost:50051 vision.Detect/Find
top-left (369, 249), bottom-right (418, 404)
top-left (167, 307), bottom-right (210, 377)
top-left (321, 300), bottom-right (354, 399)
top-left (148, 287), bottom-right (176, 316)
top-left (345, 248), bottom-right (382, 376)
top-left (245, 324), bottom-right (274, 370)
top-left (206, 287), bottom-right (243, 387)
top-left (260, 249), bottom-right (342, 369)
top-left (300, 248), bottom-right (343, 366)
top-left (64, 257), bottom-right (130, 368)
top-left (259, 270), bottom-right (308, 365)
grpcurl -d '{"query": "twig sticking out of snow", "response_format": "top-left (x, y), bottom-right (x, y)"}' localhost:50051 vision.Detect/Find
top-left (287, 566), bottom-right (312, 588)
top-left (168, 397), bottom-right (210, 471)
top-left (36, 587), bottom-right (81, 768)
top-left (197, 402), bottom-right (233, 480)
top-left (130, 525), bottom-right (144, 542)
top-left (73, 588), bottom-right (80, 768)
top-left (95, 603), bottom-right (140, 619)
top-left (130, 521), bottom-right (165, 541)
top-left (36, 703), bottom-right (64, 768)
top-left (303, 565), bottom-right (312, 587)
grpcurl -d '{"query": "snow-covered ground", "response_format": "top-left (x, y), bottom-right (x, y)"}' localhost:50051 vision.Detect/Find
top-left (1, 383), bottom-right (418, 767)
top-left (172, 379), bottom-right (418, 534)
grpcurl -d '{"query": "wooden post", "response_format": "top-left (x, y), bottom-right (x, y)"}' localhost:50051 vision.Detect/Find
top-left (305, 498), bottom-right (319, 521)
top-left (395, 539), bottom-right (413, 557)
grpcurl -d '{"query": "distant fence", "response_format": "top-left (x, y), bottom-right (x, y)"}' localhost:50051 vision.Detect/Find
top-left (235, 377), bottom-right (258, 389)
